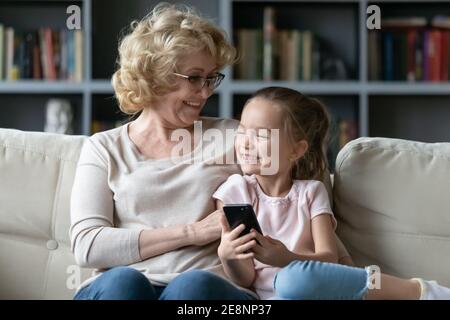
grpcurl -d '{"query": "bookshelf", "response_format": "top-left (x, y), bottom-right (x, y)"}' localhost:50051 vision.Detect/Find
top-left (1, 0), bottom-right (450, 170)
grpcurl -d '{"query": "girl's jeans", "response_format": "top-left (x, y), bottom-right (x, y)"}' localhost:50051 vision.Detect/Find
top-left (273, 260), bottom-right (370, 300)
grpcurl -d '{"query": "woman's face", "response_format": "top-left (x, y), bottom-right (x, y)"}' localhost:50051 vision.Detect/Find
top-left (152, 49), bottom-right (218, 129)
top-left (235, 97), bottom-right (296, 177)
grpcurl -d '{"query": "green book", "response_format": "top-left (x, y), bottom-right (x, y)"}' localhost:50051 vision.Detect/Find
top-left (302, 31), bottom-right (312, 81)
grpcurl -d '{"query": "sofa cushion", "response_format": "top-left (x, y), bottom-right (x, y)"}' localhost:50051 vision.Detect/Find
top-left (334, 137), bottom-right (450, 286)
top-left (0, 128), bottom-right (93, 299)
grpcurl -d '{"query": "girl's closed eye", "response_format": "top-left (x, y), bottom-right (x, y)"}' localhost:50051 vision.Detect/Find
top-left (236, 126), bottom-right (270, 138)
top-left (256, 129), bottom-right (270, 140)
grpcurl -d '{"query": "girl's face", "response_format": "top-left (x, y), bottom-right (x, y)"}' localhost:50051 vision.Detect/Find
top-left (235, 97), bottom-right (299, 177)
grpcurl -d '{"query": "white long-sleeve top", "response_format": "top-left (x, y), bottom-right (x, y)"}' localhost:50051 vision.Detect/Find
top-left (70, 117), bottom-right (242, 289)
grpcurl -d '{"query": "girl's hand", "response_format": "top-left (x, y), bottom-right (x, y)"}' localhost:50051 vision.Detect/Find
top-left (218, 214), bottom-right (257, 261)
top-left (251, 230), bottom-right (296, 268)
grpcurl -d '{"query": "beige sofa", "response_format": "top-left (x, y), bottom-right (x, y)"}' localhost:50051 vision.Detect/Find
top-left (0, 128), bottom-right (449, 299)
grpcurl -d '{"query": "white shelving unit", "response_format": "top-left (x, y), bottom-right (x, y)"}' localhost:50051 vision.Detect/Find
top-left (1, 0), bottom-right (449, 145)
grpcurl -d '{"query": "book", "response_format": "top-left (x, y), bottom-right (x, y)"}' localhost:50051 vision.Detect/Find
top-left (278, 29), bottom-right (300, 81)
top-left (287, 30), bottom-right (300, 81)
top-left (302, 31), bottom-right (312, 81)
top-left (39, 28), bottom-right (48, 79)
top-left (297, 31), bottom-right (303, 80)
top-left (32, 31), bottom-right (42, 79)
top-left (53, 30), bottom-right (61, 79)
top-left (440, 30), bottom-right (449, 81)
top-left (74, 30), bottom-right (83, 81)
top-left (278, 30), bottom-right (289, 80)
top-left (311, 35), bottom-right (320, 81)
top-left (383, 32), bottom-right (394, 81)
top-left (24, 32), bottom-right (35, 79)
top-left (415, 31), bottom-right (424, 81)
top-left (392, 32), bottom-right (407, 81)
top-left (263, 6), bottom-right (276, 81)
top-left (14, 32), bottom-right (24, 79)
top-left (5, 27), bottom-right (14, 81)
top-left (407, 29), bottom-right (417, 82)
top-left (45, 28), bottom-right (57, 80)
top-left (60, 29), bottom-right (67, 79)
top-left (368, 31), bottom-right (381, 81)
top-left (427, 30), bottom-right (441, 82)
top-left (235, 29), bottom-right (262, 80)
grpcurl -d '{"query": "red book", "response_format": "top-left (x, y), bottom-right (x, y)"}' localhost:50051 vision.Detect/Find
top-left (407, 29), bottom-right (417, 81)
top-left (45, 28), bottom-right (57, 80)
top-left (440, 30), bottom-right (449, 81)
top-left (428, 30), bottom-right (441, 82)
top-left (33, 43), bottom-right (41, 79)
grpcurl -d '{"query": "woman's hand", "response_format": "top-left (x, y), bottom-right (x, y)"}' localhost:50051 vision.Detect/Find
top-left (218, 214), bottom-right (256, 261)
top-left (189, 209), bottom-right (223, 246)
top-left (251, 230), bottom-right (296, 268)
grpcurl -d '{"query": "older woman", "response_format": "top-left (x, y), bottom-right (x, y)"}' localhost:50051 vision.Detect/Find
top-left (70, 3), bottom-right (256, 300)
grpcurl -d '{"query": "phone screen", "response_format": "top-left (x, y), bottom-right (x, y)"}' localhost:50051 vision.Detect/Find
top-left (223, 204), bottom-right (263, 237)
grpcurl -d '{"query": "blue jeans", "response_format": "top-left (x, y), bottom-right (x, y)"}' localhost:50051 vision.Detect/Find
top-left (74, 266), bottom-right (256, 300)
top-left (273, 260), bottom-right (369, 300)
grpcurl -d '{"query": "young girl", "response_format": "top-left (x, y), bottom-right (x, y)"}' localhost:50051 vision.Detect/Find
top-left (213, 86), bottom-right (450, 300)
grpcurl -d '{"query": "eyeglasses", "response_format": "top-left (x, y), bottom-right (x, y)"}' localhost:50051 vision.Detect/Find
top-left (173, 72), bottom-right (225, 90)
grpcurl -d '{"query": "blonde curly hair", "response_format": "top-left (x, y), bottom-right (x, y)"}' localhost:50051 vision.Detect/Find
top-left (111, 3), bottom-right (237, 114)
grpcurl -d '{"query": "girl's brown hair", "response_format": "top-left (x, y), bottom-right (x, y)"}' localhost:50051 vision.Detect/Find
top-left (247, 87), bottom-right (330, 181)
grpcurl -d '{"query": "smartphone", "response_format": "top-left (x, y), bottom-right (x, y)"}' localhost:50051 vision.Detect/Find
top-left (223, 204), bottom-right (263, 237)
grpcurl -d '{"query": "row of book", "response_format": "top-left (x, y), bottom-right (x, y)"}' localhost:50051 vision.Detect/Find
top-left (235, 28), bottom-right (320, 81)
top-left (369, 16), bottom-right (450, 82)
top-left (235, 6), bottom-right (325, 81)
top-left (0, 25), bottom-right (83, 81)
